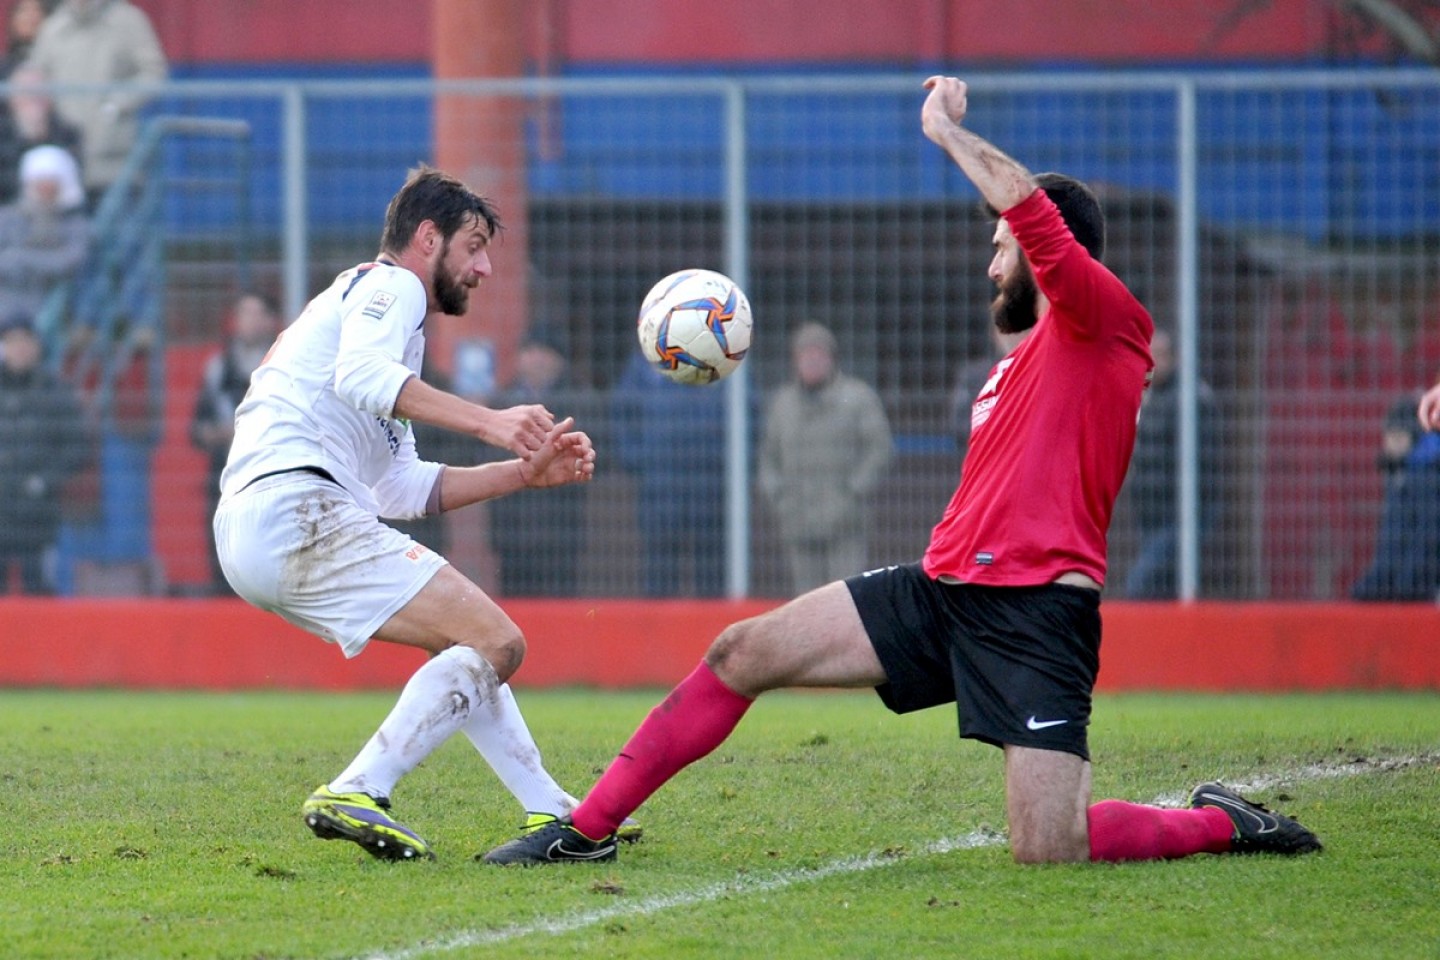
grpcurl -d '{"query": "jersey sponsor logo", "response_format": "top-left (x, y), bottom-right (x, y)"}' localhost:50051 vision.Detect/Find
top-left (376, 416), bottom-right (403, 456)
top-left (361, 290), bottom-right (397, 320)
top-left (977, 357), bottom-right (1015, 398)
top-left (971, 357), bottom-right (1015, 430)
top-left (971, 394), bottom-right (998, 430)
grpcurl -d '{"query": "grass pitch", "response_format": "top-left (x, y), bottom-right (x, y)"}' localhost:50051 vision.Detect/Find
top-left (2, 688), bottom-right (1437, 959)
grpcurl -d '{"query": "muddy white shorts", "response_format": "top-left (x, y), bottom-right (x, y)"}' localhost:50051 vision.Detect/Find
top-left (214, 469), bottom-right (448, 657)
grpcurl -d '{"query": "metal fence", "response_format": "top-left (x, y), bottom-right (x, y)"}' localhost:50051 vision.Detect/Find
top-left (14, 70), bottom-right (1440, 601)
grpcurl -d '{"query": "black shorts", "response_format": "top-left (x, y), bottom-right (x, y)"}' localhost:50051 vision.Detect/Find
top-left (846, 563), bottom-right (1101, 760)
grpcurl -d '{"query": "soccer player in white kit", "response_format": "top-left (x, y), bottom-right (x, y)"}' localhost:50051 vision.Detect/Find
top-left (214, 166), bottom-right (626, 861)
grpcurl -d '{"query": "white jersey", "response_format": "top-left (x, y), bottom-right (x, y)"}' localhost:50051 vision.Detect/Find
top-left (220, 259), bottom-right (445, 520)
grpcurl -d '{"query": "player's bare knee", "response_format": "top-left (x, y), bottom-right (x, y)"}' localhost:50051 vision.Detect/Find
top-left (705, 617), bottom-right (780, 695)
top-left (704, 622), bottom-right (745, 674)
top-left (490, 627), bottom-right (526, 680)
top-left (457, 626), bottom-right (525, 682)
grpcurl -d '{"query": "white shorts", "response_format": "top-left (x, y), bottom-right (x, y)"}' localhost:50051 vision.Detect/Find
top-left (214, 470), bottom-right (448, 658)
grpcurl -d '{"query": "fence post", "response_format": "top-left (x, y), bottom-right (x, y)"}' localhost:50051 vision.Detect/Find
top-left (723, 81), bottom-right (752, 599)
top-left (1176, 78), bottom-right (1201, 601)
top-left (281, 84), bottom-right (309, 323)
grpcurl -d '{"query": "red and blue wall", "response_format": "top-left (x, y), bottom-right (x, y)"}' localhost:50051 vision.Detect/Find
top-left (45, 0), bottom-right (1432, 691)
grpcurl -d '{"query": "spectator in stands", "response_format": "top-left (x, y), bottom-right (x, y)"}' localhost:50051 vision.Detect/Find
top-left (612, 349), bottom-right (727, 597)
top-left (0, 63), bottom-right (82, 204)
top-left (758, 322), bottom-right (892, 595)
top-left (1, 0), bottom-right (54, 76)
top-left (1121, 328), bottom-right (1219, 599)
top-left (0, 309), bottom-right (89, 593)
top-left (487, 338), bottom-right (591, 596)
top-left (23, 0), bottom-right (166, 209)
top-left (1351, 388), bottom-right (1440, 601)
top-left (0, 143), bottom-right (89, 321)
top-left (189, 292), bottom-right (282, 595)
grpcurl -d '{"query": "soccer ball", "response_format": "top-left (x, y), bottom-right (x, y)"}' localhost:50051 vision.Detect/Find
top-left (636, 268), bottom-right (753, 385)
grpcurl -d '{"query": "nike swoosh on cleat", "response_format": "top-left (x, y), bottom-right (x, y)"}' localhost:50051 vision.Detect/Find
top-left (547, 838), bottom-right (615, 861)
top-left (1205, 794), bottom-right (1278, 834)
top-left (1025, 716), bottom-right (1069, 730)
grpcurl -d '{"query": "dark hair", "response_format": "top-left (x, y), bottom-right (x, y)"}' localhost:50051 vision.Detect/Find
top-left (234, 290), bottom-right (279, 316)
top-left (379, 165), bottom-right (502, 256)
top-left (1035, 172), bottom-right (1104, 259)
top-left (985, 172), bottom-right (1105, 261)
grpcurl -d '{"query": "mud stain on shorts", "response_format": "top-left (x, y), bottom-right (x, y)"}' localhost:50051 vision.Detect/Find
top-left (283, 486), bottom-right (390, 595)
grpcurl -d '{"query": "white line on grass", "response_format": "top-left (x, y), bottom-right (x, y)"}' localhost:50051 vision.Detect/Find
top-left (1147, 752), bottom-right (1438, 808)
top-left (353, 752), bottom-right (1436, 960)
top-left (357, 830), bottom-right (1002, 960)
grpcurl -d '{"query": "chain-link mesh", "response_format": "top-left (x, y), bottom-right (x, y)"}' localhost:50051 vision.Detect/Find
top-left (10, 72), bottom-right (1435, 600)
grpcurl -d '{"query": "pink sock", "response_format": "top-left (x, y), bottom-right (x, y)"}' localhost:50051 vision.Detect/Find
top-left (1087, 799), bottom-right (1235, 861)
top-left (571, 661), bottom-right (753, 840)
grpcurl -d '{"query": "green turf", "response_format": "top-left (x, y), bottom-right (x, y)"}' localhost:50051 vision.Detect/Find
top-left (1, 689), bottom-right (1436, 959)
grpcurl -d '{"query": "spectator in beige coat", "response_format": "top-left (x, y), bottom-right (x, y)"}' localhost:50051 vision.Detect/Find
top-left (758, 322), bottom-right (893, 595)
top-left (24, 0), bottom-right (166, 207)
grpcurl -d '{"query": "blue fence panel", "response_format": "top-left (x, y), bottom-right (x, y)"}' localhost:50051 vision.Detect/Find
top-left (144, 69), bottom-right (1440, 241)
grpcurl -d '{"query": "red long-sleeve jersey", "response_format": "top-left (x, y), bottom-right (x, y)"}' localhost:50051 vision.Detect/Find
top-left (923, 189), bottom-right (1154, 586)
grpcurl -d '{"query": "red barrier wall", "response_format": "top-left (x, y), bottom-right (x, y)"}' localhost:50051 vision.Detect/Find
top-left (127, 0), bottom-right (1350, 67)
top-left (0, 599), bottom-right (1435, 692)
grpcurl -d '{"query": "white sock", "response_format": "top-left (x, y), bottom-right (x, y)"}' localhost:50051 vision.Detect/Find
top-left (462, 682), bottom-right (578, 816)
top-left (330, 646), bottom-right (498, 800)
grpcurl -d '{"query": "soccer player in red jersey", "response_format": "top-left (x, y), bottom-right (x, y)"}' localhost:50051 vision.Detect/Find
top-left (484, 77), bottom-right (1322, 865)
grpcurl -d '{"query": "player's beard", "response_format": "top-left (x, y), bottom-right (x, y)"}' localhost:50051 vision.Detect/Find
top-left (990, 257), bottom-right (1039, 335)
top-left (434, 241), bottom-right (472, 316)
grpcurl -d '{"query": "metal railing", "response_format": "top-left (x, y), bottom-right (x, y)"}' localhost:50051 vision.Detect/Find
top-left (38, 116), bottom-right (252, 433)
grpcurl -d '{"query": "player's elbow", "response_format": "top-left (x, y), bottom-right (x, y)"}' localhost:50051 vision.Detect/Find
top-left (331, 359), bottom-right (371, 410)
top-left (334, 355), bottom-right (400, 417)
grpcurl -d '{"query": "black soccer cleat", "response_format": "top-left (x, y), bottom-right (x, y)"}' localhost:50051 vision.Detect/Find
top-left (1189, 781), bottom-right (1323, 855)
top-left (523, 811), bottom-right (644, 844)
top-left (479, 814), bottom-right (618, 865)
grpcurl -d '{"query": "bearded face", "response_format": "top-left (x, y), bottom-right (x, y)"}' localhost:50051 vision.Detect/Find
top-left (990, 253), bottom-right (1039, 335)
top-left (433, 236), bottom-right (472, 316)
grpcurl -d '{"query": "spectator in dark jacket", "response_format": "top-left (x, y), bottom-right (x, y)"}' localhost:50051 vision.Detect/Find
top-left (487, 339), bottom-right (593, 596)
top-left (1122, 328), bottom-right (1220, 599)
top-left (1351, 389), bottom-right (1440, 602)
top-left (611, 350), bottom-right (728, 597)
top-left (0, 0), bottom-right (55, 77)
top-left (189, 292), bottom-right (281, 593)
top-left (0, 64), bottom-right (84, 204)
top-left (0, 310), bottom-right (88, 593)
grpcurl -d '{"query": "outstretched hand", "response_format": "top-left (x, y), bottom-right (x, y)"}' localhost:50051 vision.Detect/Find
top-left (480, 403), bottom-right (555, 459)
top-left (921, 75), bottom-right (969, 143)
top-left (516, 417), bottom-right (596, 488)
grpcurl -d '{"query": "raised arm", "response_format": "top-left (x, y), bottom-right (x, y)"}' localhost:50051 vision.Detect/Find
top-left (920, 76), bottom-right (1036, 214)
